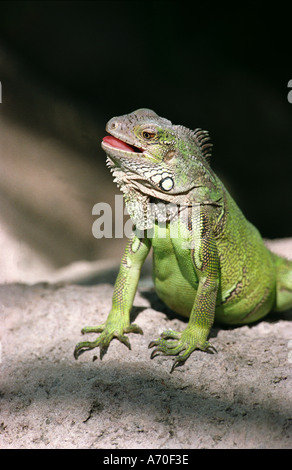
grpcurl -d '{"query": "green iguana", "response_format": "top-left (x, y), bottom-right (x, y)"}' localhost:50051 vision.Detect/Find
top-left (74, 108), bottom-right (292, 372)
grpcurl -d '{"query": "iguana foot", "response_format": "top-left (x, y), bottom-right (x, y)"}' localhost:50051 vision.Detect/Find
top-left (148, 328), bottom-right (216, 373)
top-left (74, 322), bottom-right (143, 360)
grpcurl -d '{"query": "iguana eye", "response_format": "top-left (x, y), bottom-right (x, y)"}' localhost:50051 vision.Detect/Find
top-left (142, 131), bottom-right (156, 140)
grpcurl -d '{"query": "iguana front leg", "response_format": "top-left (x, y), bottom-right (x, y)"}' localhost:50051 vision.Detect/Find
top-left (149, 207), bottom-right (219, 372)
top-left (74, 234), bottom-right (151, 360)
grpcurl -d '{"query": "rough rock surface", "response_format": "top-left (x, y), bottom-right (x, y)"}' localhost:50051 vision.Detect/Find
top-left (1, 240), bottom-right (292, 449)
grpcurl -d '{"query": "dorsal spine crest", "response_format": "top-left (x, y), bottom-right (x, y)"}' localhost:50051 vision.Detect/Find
top-left (193, 128), bottom-right (213, 162)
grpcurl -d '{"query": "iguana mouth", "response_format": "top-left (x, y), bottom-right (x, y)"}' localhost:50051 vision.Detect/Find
top-left (102, 135), bottom-right (143, 154)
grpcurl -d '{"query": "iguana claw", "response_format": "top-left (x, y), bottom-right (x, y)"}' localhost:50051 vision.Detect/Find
top-left (74, 323), bottom-right (143, 360)
top-left (148, 327), bottom-right (217, 372)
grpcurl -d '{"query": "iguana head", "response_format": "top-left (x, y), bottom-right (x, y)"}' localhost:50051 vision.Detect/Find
top-left (101, 108), bottom-right (221, 228)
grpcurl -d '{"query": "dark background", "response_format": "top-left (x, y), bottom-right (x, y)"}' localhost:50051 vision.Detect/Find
top-left (1, 1), bottom-right (292, 279)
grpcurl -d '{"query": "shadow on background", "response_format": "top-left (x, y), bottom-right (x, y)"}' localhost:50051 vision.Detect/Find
top-left (2, 356), bottom-right (290, 448)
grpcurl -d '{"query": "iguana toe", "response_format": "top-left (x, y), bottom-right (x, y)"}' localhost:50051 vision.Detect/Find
top-left (74, 322), bottom-right (143, 360)
top-left (148, 328), bottom-right (216, 372)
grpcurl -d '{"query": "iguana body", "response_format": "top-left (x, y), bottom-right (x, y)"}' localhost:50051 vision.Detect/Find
top-left (74, 109), bottom-right (292, 372)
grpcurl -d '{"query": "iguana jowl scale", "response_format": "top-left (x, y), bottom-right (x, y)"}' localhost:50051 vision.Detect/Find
top-left (74, 108), bottom-right (292, 372)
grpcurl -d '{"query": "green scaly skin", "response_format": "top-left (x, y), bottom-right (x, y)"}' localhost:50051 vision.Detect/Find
top-left (74, 109), bottom-right (292, 372)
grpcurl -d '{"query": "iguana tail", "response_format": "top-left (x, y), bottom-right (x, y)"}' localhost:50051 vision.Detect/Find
top-left (271, 253), bottom-right (292, 312)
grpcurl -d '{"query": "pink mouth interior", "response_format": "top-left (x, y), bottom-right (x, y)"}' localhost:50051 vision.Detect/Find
top-left (103, 135), bottom-right (141, 152)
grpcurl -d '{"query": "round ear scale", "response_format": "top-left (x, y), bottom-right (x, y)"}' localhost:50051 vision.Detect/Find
top-left (159, 176), bottom-right (174, 191)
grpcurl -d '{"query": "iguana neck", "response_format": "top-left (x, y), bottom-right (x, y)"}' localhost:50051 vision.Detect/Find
top-left (108, 157), bottom-right (223, 230)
